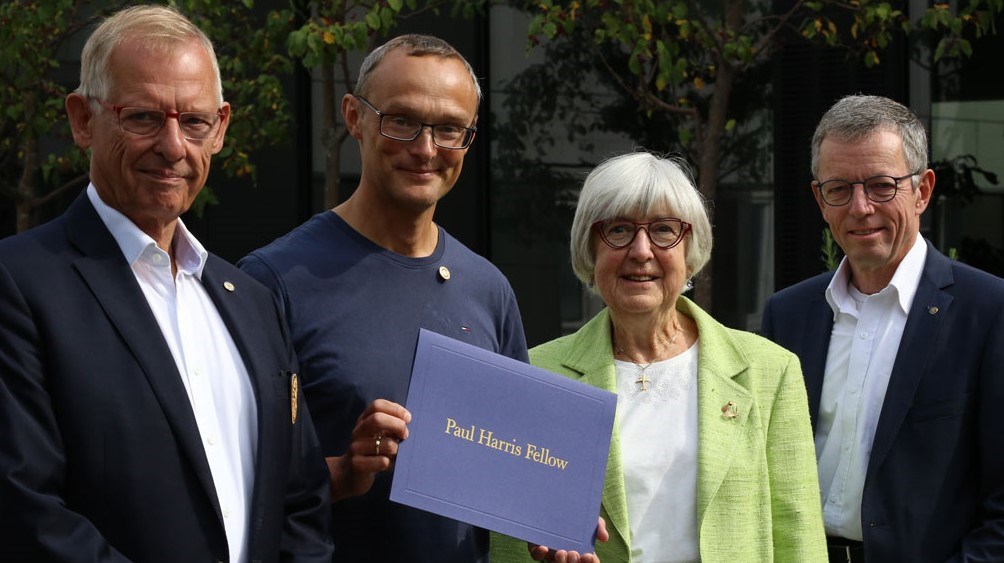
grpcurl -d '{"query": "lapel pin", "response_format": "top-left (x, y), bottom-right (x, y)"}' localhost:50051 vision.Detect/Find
top-left (928, 306), bottom-right (939, 315)
top-left (290, 373), bottom-right (299, 424)
top-left (223, 281), bottom-right (235, 292)
top-left (721, 401), bottom-right (738, 419)
top-left (438, 266), bottom-right (451, 281)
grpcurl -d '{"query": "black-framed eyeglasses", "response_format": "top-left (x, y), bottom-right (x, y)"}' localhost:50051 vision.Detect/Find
top-left (95, 99), bottom-right (225, 141)
top-left (354, 95), bottom-right (476, 150)
top-left (815, 172), bottom-right (919, 206)
top-left (592, 217), bottom-right (692, 250)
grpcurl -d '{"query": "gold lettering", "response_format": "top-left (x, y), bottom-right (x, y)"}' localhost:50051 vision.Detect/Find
top-left (478, 428), bottom-right (493, 445)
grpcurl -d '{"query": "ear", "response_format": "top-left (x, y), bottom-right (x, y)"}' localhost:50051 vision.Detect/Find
top-left (342, 94), bottom-right (363, 141)
top-left (210, 102), bottom-right (231, 155)
top-left (811, 181), bottom-right (827, 214)
top-left (914, 168), bottom-right (935, 214)
top-left (65, 93), bottom-right (95, 149)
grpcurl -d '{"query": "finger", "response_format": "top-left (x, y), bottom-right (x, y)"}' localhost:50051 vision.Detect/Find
top-left (350, 454), bottom-right (393, 473)
top-left (356, 409), bottom-right (411, 442)
top-left (527, 544), bottom-right (549, 561)
top-left (595, 516), bottom-right (609, 542)
top-left (358, 399), bottom-right (412, 424)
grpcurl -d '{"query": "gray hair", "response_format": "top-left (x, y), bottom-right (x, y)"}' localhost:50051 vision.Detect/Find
top-left (76, 5), bottom-right (223, 107)
top-left (810, 94), bottom-right (928, 177)
top-left (354, 34), bottom-right (482, 103)
top-left (570, 151), bottom-right (713, 286)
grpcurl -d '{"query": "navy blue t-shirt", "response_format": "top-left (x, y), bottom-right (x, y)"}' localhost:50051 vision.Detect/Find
top-left (240, 211), bottom-right (528, 563)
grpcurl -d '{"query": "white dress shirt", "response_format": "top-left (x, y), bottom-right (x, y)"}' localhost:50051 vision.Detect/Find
top-left (816, 235), bottom-right (927, 540)
top-left (615, 340), bottom-right (700, 563)
top-left (87, 185), bottom-right (258, 563)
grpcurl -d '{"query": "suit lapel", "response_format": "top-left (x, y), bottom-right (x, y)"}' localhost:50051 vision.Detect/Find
top-left (802, 294), bottom-right (835, 429)
top-left (201, 260), bottom-right (277, 533)
top-left (682, 299), bottom-right (755, 527)
top-left (558, 310), bottom-right (631, 557)
top-left (65, 195), bottom-right (222, 521)
top-left (867, 244), bottom-right (954, 477)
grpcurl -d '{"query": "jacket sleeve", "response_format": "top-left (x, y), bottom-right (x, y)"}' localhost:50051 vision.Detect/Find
top-left (266, 291), bottom-right (334, 562)
top-left (0, 263), bottom-right (134, 562)
top-left (951, 310), bottom-right (1004, 562)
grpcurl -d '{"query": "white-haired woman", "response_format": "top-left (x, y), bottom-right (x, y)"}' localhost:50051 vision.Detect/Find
top-left (493, 151), bottom-right (826, 562)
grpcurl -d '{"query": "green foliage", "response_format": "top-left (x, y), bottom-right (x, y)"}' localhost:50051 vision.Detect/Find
top-left (821, 227), bottom-right (842, 271)
top-left (517, 0), bottom-right (1001, 171)
top-left (283, 0), bottom-right (485, 76)
top-left (0, 0), bottom-right (88, 210)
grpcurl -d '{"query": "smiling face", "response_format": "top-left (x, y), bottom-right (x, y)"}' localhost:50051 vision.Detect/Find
top-left (814, 129), bottom-right (933, 292)
top-left (344, 49), bottom-right (478, 215)
top-left (592, 209), bottom-right (691, 320)
top-left (67, 36), bottom-right (229, 244)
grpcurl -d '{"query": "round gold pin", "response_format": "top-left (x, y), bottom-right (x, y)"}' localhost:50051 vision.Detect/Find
top-left (223, 281), bottom-right (235, 292)
top-left (438, 266), bottom-right (451, 281)
top-left (928, 306), bottom-right (939, 315)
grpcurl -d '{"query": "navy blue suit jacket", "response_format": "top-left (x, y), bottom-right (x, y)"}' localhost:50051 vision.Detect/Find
top-left (761, 240), bottom-right (1004, 562)
top-left (0, 194), bottom-right (333, 562)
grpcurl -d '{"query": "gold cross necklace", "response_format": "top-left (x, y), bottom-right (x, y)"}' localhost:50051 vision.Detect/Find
top-left (615, 318), bottom-right (682, 391)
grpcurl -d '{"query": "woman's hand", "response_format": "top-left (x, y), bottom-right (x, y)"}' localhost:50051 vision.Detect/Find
top-left (527, 517), bottom-right (608, 562)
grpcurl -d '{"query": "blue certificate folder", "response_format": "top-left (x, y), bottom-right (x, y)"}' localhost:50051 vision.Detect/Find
top-left (390, 329), bottom-right (616, 554)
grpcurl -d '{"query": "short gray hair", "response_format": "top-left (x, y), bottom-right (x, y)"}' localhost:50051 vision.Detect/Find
top-left (811, 94), bottom-right (928, 177)
top-left (76, 5), bottom-right (223, 107)
top-left (354, 34), bottom-right (482, 103)
top-left (570, 151), bottom-right (713, 286)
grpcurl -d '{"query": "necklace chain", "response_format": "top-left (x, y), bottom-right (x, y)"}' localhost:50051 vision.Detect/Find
top-left (614, 318), bottom-right (682, 391)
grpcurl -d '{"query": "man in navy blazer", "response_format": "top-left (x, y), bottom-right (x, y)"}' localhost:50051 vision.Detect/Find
top-left (0, 6), bottom-right (332, 562)
top-left (761, 95), bottom-right (1004, 562)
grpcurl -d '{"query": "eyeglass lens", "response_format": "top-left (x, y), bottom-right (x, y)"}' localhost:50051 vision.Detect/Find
top-left (818, 175), bottom-right (907, 205)
top-left (599, 219), bottom-right (688, 248)
top-left (379, 115), bottom-right (472, 149)
top-left (117, 107), bottom-right (222, 140)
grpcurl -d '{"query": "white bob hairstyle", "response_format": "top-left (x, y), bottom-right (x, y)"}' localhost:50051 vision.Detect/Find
top-left (569, 151), bottom-right (713, 287)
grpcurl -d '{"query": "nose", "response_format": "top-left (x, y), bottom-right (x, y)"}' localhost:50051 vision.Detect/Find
top-left (152, 116), bottom-right (186, 161)
top-left (408, 125), bottom-right (438, 157)
top-left (847, 183), bottom-right (874, 217)
top-left (626, 227), bottom-right (656, 259)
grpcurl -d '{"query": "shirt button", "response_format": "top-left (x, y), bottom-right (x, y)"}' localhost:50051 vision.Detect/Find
top-left (207, 436), bottom-right (216, 446)
top-left (223, 508), bottom-right (231, 518)
top-left (860, 331), bottom-right (869, 339)
top-left (151, 253), bottom-right (164, 264)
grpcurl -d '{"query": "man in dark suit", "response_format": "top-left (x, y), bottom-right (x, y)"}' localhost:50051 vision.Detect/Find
top-left (0, 6), bottom-right (332, 562)
top-left (761, 94), bottom-right (1004, 562)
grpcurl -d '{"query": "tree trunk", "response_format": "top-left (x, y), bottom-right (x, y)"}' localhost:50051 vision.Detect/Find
top-left (17, 92), bottom-right (39, 233)
top-left (321, 63), bottom-right (342, 210)
top-left (693, 0), bottom-right (743, 312)
top-left (16, 201), bottom-right (34, 234)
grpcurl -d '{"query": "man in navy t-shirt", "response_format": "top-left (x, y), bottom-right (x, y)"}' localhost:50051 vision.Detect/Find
top-left (241, 34), bottom-right (532, 563)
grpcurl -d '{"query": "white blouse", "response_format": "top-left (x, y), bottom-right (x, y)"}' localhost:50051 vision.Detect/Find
top-left (614, 339), bottom-right (701, 563)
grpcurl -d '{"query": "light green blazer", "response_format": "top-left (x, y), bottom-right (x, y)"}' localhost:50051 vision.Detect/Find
top-left (490, 297), bottom-right (826, 562)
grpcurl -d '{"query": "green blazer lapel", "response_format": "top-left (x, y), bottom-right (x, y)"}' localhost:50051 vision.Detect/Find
top-left (678, 299), bottom-right (755, 527)
top-left (552, 310), bottom-right (631, 557)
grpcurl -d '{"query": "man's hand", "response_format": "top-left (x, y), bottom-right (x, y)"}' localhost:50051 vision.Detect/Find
top-left (326, 399), bottom-right (411, 502)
